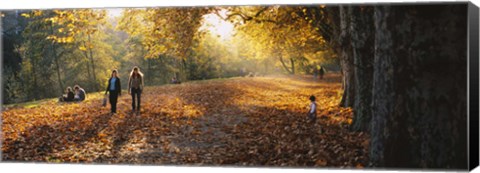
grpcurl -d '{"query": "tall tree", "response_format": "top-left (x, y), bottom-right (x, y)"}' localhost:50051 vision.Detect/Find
top-left (370, 5), bottom-right (467, 168)
top-left (118, 8), bottom-right (210, 81)
top-left (349, 6), bottom-right (374, 132)
top-left (2, 10), bottom-right (30, 103)
top-left (337, 6), bottom-right (355, 108)
top-left (72, 9), bottom-right (108, 91)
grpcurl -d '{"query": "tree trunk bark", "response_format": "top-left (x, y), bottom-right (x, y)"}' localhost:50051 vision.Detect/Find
top-left (87, 34), bottom-right (98, 91)
top-left (182, 57), bottom-right (188, 80)
top-left (85, 58), bottom-right (91, 85)
top-left (52, 43), bottom-right (64, 95)
top-left (349, 6), bottom-right (375, 132)
top-left (49, 24), bottom-right (64, 94)
top-left (31, 53), bottom-right (38, 100)
top-left (147, 58), bottom-right (151, 85)
top-left (338, 5), bottom-right (355, 108)
top-left (290, 58), bottom-right (295, 75)
top-left (81, 41), bottom-right (92, 90)
top-left (27, 33), bottom-right (39, 100)
top-left (279, 54), bottom-right (293, 74)
top-left (370, 5), bottom-right (468, 169)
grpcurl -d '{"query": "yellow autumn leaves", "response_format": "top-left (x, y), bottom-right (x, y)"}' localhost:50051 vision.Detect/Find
top-left (21, 9), bottom-right (105, 47)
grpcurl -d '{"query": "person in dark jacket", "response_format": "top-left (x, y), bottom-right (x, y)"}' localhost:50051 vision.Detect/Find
top-left (60, 87), bottom-right (75, 102)
top-left (319, 66), bottom-right (325, 80)
top-left (105, 69), bottom-right (122, 114)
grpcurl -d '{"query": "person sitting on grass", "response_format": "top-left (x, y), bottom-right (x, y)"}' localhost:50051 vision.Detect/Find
top-left (73, 85), bottom-right (86, 102)
top-left (308, 95), bottom-right (317, 122)
top-left (59, 87), bottom-right (75, 102)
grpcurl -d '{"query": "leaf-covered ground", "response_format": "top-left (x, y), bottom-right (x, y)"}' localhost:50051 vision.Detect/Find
top-left (2, 74), bottom-right (369, 168)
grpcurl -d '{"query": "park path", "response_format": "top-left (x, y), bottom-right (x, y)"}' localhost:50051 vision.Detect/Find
top-left (2, 74), bottom-right (369, 167)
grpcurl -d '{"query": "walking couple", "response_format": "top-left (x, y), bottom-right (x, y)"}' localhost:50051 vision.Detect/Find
top-left (105, 66), bottom-right (144, 115)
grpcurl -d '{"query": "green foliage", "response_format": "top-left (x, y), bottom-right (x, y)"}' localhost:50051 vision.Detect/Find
top-left (5, 9), bottom-right (118, 103)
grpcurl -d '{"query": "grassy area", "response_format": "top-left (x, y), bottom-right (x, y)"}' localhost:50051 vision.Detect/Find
top-left (2, 76), bottom-right (250, 109)
top-left (3, 98), bottom-right (58, 109)
top-left (3, 89), bottom-right (129, 109)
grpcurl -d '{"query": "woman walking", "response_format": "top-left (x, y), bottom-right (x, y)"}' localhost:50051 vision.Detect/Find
top-left (105, 69), bottom-right (122, 114)
top-left (128, 66), bottom-right (144, 114)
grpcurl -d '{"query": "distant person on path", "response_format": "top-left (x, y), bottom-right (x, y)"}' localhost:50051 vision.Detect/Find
top-left (59, 87), bottom-right (75, 102)
top-left (313, 68), bottom-right (318, 79)
top-left (241, 67), bottom-right (246, 77)
top-left (171, 77), bottom-right (181, 84)
top-left (105, 69), bottom-right (122, 114)
top-left (128, 66), bottom-right (144, 114)
top-left (308, 95), bottom-right (317, 122)
top-left (73, 85), bottom-right (86, 102)
top-left (319, 66), bottom-right (325, 80)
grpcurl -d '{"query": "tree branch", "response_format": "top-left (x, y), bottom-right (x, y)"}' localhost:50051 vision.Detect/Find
top-left (222, 7), bottom-right (278, 25)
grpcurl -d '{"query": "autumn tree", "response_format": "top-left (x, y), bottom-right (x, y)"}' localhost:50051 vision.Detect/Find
top-left (225, 6), bottom-right (331, 75)
top-left (3, 9), bottom-right (119, 102)
top-left (17, 10), bottom-right (75, 98)
top-left (117, 7), bottom-right (210, 82)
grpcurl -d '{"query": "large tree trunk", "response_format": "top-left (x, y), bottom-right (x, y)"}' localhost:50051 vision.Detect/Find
top-left (349, 6), bottom-right (375, 132)
top-left (338, 5), bottom-right (355, 108)
top-left (370, 5), bottom-right (467, 169)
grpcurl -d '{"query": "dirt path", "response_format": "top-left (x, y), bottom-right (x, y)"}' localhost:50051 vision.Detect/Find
top-left (2, 74), bottom-right (369, 168)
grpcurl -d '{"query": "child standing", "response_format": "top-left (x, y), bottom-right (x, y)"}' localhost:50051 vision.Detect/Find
top-left (308, 95), bottom-right (317, 122)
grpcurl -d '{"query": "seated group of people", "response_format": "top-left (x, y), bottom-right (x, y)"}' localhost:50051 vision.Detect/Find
top-left (59, 85), bottom-right (87, 102)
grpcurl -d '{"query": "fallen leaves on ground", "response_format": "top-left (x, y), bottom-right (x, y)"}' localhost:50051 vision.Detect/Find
top-left (2, 73), bottom-right (369, 168)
